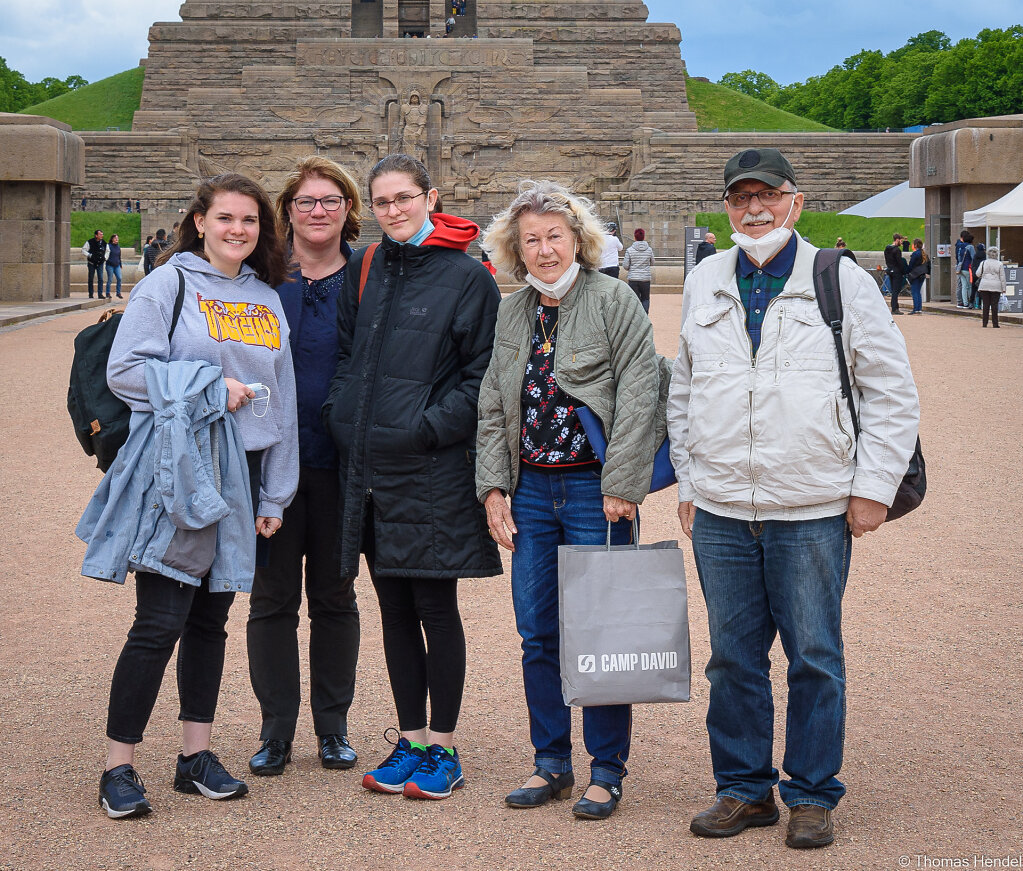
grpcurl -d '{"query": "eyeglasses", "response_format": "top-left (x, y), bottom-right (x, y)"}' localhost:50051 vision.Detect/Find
top-left (723, 189), bottom-right (795, 209)
top-left (291, 196), bottom-right (345, 212)
top-left (370, 191), bottom-right (427, 215)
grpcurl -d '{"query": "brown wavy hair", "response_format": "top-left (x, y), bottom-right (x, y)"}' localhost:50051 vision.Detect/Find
top-left (275, 156), bottom-right (363, 248)
top-left (159, 173), bottom-right (289, 286)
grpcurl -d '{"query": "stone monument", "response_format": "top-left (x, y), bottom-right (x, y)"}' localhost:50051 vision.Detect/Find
top-left (0, 114), bottom-right (84, 301)
top-left (76, 1), bottom-right (915, 256)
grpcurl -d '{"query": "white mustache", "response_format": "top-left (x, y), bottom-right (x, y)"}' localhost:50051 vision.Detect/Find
top-left (741, 210), bottom-right (773, 226)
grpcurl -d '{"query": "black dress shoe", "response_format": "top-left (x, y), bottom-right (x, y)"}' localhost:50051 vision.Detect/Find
top-left (572, 780), bottom-right (622, 820)
top-left (318, 734), bottom-right (357, 770)
top-left (248, 738), bottom-right (292, 776)
top-left (505, 767), bottom-right (575, 808)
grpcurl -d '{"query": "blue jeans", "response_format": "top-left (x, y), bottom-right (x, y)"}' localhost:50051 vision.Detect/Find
top-left (691, 508), bottom-right (852, 809)
top-left (105, 263), bottom-right (122, 296)
top-left (909, 278), bottom-right (924, 312)
top-left (957, 271), bottom-right (972, 306)
top-left (510, 466), bottom-right (632, 788)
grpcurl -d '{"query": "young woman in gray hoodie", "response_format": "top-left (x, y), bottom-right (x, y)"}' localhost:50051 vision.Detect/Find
top-left (96, 173), bottom-right (298, 819)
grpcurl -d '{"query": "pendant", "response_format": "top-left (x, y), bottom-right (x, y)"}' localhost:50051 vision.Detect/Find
top-left (542, 341), bottom-right (551, 354)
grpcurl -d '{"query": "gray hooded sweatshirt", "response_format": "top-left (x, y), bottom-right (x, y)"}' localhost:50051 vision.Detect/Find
top-left (107, 251), bottom-right (299, 518)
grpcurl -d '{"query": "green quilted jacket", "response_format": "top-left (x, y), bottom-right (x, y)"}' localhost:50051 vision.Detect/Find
top-left (476, 268), bottom-right (668, 505)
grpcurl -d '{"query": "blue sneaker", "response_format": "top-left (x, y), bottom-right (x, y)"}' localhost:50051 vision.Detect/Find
top-left (403, 744), bottom-right (465, 800)
top-left (362, 734), bottom-right (426, 794)
top-left (173, 750), bottom-right (248, 800)
top-left (99, 764), bottom-right (152, 819)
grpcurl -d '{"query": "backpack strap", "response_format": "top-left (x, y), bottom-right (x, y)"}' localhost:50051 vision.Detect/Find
top-left (812, 247), bottom-right (860, 440)
top-left (170, 267), bottom-right (186, 340)
top-left (359, 243), bottom-right (379, 304)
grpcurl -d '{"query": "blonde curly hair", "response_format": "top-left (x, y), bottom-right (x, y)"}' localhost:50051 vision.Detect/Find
top-left (481, 180), bottom-right (608, 282)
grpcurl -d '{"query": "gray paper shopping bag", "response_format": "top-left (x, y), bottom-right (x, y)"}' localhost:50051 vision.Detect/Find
top-left (558, 525), bottom-right (690, 706)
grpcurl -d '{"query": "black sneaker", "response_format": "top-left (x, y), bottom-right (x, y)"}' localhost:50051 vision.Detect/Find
top-left (99, 764), bottom-right (152, 819)
top-left (173, 750), bottom-right (249, 800)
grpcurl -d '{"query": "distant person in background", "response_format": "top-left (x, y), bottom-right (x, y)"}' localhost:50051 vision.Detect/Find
top-left (970, 241), bottom-right (986, 309)
top-left (125, 200), bottom-right (132, 213)
top-left (482, 251), bottom-right (498, 278)
top-left (144, 229), bottom-right (169, 275)
top-left (695, 231), bottom-right (717, 264)
top-left (905, 238), bottom-right (929, 314)
top-left (82, 229), bottom-right (107, 299)
top-left (955, 230), bottom-right (975, 308)
top-left (974, 246), bottom-right (1006, 328)
top-left (883, 233), bottom-right (907, 315)
top-left (622, 227), bottom-right (655, 313)
top-left (135, 200), bottom-right (141, 214)
top-left (169, 222), bottom-right (181, 246)
top-left (105, 233), bottom-right (124, 299)
top-left (598, 223), bottom-right (623, 277)
top-left (835, 237), bottom-right (858, 263)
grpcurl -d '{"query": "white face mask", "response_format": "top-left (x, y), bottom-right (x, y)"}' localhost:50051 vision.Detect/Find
top-left (524, 260), bottom-right (581, 300)
top-left (729, 194), bottom-right (796, 266)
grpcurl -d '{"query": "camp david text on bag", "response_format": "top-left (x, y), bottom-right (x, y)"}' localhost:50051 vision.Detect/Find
top-left (558, 520), bottom-right (691, 706)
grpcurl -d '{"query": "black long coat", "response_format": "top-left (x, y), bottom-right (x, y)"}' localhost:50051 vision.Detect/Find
top-left (323, 235), bottom-right (502, 581)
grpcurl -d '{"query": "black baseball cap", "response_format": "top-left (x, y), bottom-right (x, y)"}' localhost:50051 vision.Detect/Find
top-left (723, 148), bottom-right (797, 193)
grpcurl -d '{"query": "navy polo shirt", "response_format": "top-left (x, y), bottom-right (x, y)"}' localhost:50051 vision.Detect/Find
top-left (735, 232), bottom-right (798, 358)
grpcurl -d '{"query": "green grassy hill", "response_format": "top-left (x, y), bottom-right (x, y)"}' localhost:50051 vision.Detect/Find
top-left (18, 67), bottom-right (144, 131)
top-left (71, 212), bottom-right (142, 249)
top-left (686, 76), bottom-right (836, 132)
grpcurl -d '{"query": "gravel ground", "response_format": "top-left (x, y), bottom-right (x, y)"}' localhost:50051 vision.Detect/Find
top-left (1, 299), bottom-right (1020, 871)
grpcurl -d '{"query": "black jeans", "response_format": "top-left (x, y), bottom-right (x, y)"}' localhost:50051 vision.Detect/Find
top-left (980, 291), bottom-right (1001, 327)
top-left (363, 500), bottom-right (464, 734)
top-left (247, 466), bottom-right (360, 741)
top-left (87, 261), bottom-right (106, 298)
top-left (598, 266), bottom-right (620, 278)
top-left (628, 279), bottom-right (651, 313)
top-left (106, 572), bottom-right (234, 743)
top-left (890, 272), bottom-right (904, 312)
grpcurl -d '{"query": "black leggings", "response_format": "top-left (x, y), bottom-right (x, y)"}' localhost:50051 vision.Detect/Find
top-left (980, 291), bottom-right (1000, 327)
top-left (370, 575), bottom-right (465, 734)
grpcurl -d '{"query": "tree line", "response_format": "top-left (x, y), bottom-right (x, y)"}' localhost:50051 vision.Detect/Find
top-left (0, 57), bottom-right (87, 113)
top-left (718, 27), bottom-right (1023, 131)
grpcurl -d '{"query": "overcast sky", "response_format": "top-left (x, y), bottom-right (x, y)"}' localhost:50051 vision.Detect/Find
top-left (0, 0), bottom-right (1019, 87)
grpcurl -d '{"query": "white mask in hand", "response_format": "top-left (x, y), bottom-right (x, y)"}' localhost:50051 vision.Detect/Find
top-left (729, 195), bottom-right (796, 265)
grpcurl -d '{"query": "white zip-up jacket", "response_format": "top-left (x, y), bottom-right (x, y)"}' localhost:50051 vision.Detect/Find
top-left (667, 236), bottom-right (920, 521)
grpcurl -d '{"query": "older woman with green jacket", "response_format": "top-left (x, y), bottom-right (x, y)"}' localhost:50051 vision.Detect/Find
top-left (476, 180), bottom-right (662, 821)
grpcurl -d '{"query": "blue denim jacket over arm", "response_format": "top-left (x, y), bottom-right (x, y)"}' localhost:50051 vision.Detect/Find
top-left (77, 359), bottom-right (255, 592)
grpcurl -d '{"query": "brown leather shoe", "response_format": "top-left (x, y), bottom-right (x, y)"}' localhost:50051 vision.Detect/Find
top-left (785, 804), bottom-right (834, 849)
top-left (690, 791), bottom-right (780, 837)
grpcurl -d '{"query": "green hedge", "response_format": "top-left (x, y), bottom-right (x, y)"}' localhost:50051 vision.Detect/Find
top-left (71, 212), bottom-right (142, 250)
top-left (694, 212), bottom-right (925, 253)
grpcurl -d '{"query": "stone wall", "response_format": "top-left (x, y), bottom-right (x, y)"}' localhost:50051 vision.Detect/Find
top-left (1, 115), bottom-right (84, 301)
top-left (76, 130), bottom-right (914, 254)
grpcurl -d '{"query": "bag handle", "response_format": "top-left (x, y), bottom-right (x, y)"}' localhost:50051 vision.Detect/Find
top-left (358, 243), bottom-right (378, 304)
top-left (605, 517), bottom-right (641, 550)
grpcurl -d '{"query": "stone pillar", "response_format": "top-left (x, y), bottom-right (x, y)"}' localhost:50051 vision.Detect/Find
top-left (0, 114), bottom-right (84, 302)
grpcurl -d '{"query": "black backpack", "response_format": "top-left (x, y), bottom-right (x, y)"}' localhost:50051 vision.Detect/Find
top-left (67, 268), bottom-right (185, 471)
top-left (812, 248), bottom-right (926, 522)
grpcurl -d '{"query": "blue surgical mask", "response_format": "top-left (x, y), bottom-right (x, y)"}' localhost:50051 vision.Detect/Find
top-left (391, 216), bottom-right (434, 247)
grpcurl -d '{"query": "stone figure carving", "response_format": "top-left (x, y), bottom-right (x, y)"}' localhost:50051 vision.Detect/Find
top-left (400, 90), bottom-right (430, 164)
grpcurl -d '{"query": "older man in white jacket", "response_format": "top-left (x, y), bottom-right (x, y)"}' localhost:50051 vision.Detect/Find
top-left (667, 148), bottom-right (919, 850)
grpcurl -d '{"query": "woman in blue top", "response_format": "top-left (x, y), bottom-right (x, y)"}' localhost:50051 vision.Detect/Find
top-left (246, 156), bottom-right (364, 776)
top-left (105, 234), bottom-right (124, 298)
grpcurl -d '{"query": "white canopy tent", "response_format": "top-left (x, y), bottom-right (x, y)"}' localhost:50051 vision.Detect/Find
top-left (838, 181), bottom-right (925, 219)
top-left (963, 181), bottom-right (1023, 250)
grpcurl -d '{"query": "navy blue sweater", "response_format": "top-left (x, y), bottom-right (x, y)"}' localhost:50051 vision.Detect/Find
top-left (276, 242), bottom-right (353, 469)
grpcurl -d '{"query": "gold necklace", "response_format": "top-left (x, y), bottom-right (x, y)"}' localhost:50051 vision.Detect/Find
top-left (539, 312), bottom-right (559, 354)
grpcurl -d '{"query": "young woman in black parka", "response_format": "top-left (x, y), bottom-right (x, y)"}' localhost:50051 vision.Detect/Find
top-left (322, 154), bottom-right (501, 800)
